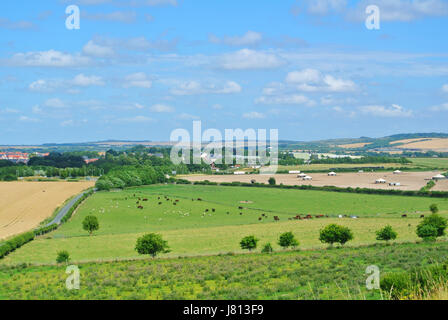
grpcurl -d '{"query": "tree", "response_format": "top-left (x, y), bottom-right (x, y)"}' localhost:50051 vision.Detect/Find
top-left (261, 243), bottom-right (273, 253)
top-left (376, 225), bottom-right (398, 243)
top-left (417, 214), bottom-right (448, 238)
top-left (56, 250), bottom-right (70, 264)
top-left (240, 235), bottom-right (259, 252)
top-left (417, 224), bottom-right (438, 241)
top-left (268, 177), bottom-right (276, 186)
top-left (82, 215), bottom-right (99, 236)
top-left (430, 204), bottom-right (439, 214)
top-left (319, 224), bottom-right (354, 247)
top-left (278, 232), bottom-right (299, 249)
top-left (135, 233), bottom-right (170, 258)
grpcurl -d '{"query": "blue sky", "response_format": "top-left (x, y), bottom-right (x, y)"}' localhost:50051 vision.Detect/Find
top-left (0, 0), bottom-right (447, 144)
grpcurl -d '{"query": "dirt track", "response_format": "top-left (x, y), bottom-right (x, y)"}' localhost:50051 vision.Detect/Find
top-left (0, 181), bottom-right (94, 240)
top-left (184, 171), bottom-right (447, 191)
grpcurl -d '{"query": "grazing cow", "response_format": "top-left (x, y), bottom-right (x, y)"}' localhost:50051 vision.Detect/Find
top-left (175, 200), bottom-right (180, 202)
top-left (306, 215), bottom-right (312, 219)
top-left (274, 216), bottom-right (280, 221)
top-left (262, 214), bottom-right (265, 217)
top-left (205, 209), bottom-right (209, 212)
top-left (259, 217), bottom-right (262, 221)
top-left (420, 215), bottom-right (425, 218)
top-left (173, 203), bottom-right (177, 206)
top-left (240, 212), bottom-right (243, 215)
top-left (136, 201), bottom-right (140, 205)
top-left (212, 208), bottom-right (216, 212)
top-left (197, 198), bottom-right (203, 201)
top-left (138, 206), bottom-right (144, 210)
top-left (402, 214), bottom-right (408, 218)
top-left (158, 202), bottom-right (162, 205)
top-left (238, 206), bottom-right (243, 210)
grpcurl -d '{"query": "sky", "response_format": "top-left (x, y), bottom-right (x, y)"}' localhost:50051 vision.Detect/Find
top-left (0, 0), bottom-right (448, 145)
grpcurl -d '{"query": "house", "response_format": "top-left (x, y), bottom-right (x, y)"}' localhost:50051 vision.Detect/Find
top-left (234, 171), bottom-right (245, 175)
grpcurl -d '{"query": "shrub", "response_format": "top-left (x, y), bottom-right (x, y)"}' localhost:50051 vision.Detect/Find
top-left (240, 236), bottom-right (259, 252)
top-left (268, 177), bottom-right (276, 186)
top-left (261, 243), bottom-right (273, 253)
top-left (417, 224), bottom-right (438, 241)
top-left (135, 233), bottom-right (170, 258)
top-left (430, 204), bottom-right (439, 214)
top-left (56, 251), bottom-right (70, 264)
top-left (278, 232), bottom-right (299, 249)
top-left (82, 215), bottom-right (99, 236)
top-left (376, 225), bottom-right (398, 243)
top-left (319, 224), bottom-right (354, 246)
top-left (380, 271), bottom-right (412, 299)
top-left (416, 213), bottom-right (448, 239)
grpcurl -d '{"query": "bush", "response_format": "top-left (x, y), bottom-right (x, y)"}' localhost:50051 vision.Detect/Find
top-left (135, 233), bottom-right (170, 258)
top-left (376, 225), bottom-right (398, 242)
top-left (417, 224), bottom-right (438, 241)
top-left (319, 224), bottom-right (354, 246)
top-left (240, 235), bottom-right (259, 252)
top-left (268, 177), bottom-right (276, 186)
top-left (56, 251), bottom-right (70, 264)
top-left (430, 204), bottom-right (439, 214)
top-left (82, 215), bottom-right (99, 236)
top-left (380, 271), bottom-right (412, 299)
top-left (278, 232), bottom-right (299, 249)
top-left (416, 213), bottom-right (448, 239)
top-left (0, 232), bottom-right (35, 259)
top-left (261, 243), bottom-right (273, 253)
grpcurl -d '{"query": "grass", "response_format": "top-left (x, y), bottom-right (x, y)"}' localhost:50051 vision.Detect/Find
top-left (408, 158), bottom-right (448, 169)
top-left (2, 184), bottom-right (447, 265)
top-left (2, 241), bottom-right (448, 300)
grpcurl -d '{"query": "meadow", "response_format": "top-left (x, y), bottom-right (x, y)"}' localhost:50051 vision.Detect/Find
top-left (2, 241), bottom-right (448, 300)
top-left (2, 184), bottom-right (447, 265)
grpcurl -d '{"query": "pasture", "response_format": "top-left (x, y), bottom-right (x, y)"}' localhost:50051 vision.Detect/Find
top-left (2, 241), bottom-right (448, 300)
top-left (0, 181), bottom-right (95, 240)
top-left (2, 184), bottom-right (447, 265)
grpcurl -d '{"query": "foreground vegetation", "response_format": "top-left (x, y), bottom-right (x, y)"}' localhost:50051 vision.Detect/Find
top-left (2, 241), bottom-right (448, 300)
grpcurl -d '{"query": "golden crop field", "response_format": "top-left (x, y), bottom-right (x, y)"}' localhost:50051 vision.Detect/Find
top-left (0, 181), bottom-right (94, 240)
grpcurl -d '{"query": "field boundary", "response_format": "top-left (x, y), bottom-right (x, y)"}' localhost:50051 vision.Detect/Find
top-left (175, 179), bottom-right (448, 198)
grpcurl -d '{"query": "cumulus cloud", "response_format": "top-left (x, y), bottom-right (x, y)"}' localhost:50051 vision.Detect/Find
top-left (82, 40), bottom-right (115, 58)
top-left (43, 98), bottom-right (66, 108)
top-left (358, 104), bottom-right (413, 117)
top-left (123, 73), bottom-right (152, 88)
top-left (242, 111), bottom-right (266, 119)
top-left (209, 31), bottom-right (262, 46)
top-left (171, 80), bottom-right (242, 95)
top-left (29, 74), bottom-right (105, 92)
top-left (218, 49), bottom-right (285, 70)
top-left (286, 69), bottom-right (356, 92)
top-left (150, 104), bottom-right (174, 113)
top-left (0, 18), bottom-right (36, 30)
top-left (7, 50), bottom-right (91, 67)
top-left (72, 74), bottom-right (105, 86)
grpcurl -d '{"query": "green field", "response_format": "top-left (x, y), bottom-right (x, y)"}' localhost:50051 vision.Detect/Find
top-left (2, 241), bottom-right (448, 300)
top-left (2, 184), bottom-right (448, 265)
top-left (409, 158), bottom-right (448, 169)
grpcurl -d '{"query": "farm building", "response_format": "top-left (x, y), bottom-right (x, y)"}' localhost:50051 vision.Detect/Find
top-left (375, 178), bottom-right (387, 184)
top-left (328, 172), bottom-right (337, 176)
top-left (432, 174), bottom-right (446, 180)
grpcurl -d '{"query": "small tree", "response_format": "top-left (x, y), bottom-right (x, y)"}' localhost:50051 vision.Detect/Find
top-left (417, 224), bottom-right (438, 242)
top-left (376, 225), bottom-right (398, 243)
top-left (82, 215), bottom-right (99, 236)
top-left (240, 235), bottom-right (259, 252)
top-left (319, 224), bottom-right (354, 247)
top-left (278, 232), bottom-right (299, 249)
top-left (56, 250), bottom-right (70, 264)
top-left (135, 233), bottom-right (170, 258)
top-left (430, 204), bottom-right (439, 214)
top-left (261, 242), bottom-right (273, 253)
top-left (417, 213), bottom-right (448, 238)
top-left (268, 177), bottom-right (276, 186)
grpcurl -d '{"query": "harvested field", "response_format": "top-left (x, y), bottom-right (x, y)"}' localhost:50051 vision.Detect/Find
top-left (433, 179), bottom-right (448, 192)
top-left (0, 181), bottom-right (94, 240)
top-left (395, 138), bottom-right (448, 152)
top-left (184, 171), bottom-right (447, 191)
top-left (338, 142), bottom-right (371, 149)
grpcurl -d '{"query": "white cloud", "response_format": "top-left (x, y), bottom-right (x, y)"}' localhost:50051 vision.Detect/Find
top-left (358, 104), bottom-right (413, 117)
top-left (443, 84), bottom-right (448, 93)
top-left (255, 94), bottom-right (315, 106)
top-left (150, 104), bottom-right (174, 113)
top-left (43, 98), bottom-right (66, 108)
top-left (218, 49), bottom-right (285, 70)
top-left (209, 31), bottom-right (262, 46)
top-left (177, 113), bottom-right (199, 120)
top-left (82, 40), bottom-right (115, 58)
top-left (286, 69), bottom-right (321, 84)
top-left (118, 116), bottom-right (155, 123)
top-left (72, 74), bottom-right (105, 87)
top-left (285, 69), bottom-right (356, 92)
top-left (171, 80), bottom-right (242, 95)
top-left (7, 50), bottom-right (91, 67)
top-left (242, 111), bottom-right (266, 119)
top-left (430, 103), bottom-right (448, 111)
top-left (123, 72), bottom-right (152, 88)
